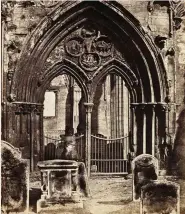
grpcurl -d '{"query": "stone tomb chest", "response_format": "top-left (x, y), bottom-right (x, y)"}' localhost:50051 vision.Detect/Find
top-left (37, 159), bottom-right (81, 213)
top-left (132, 154), bottom-right (158, 201)
top-left (140, 181), bottom-right (180, 214)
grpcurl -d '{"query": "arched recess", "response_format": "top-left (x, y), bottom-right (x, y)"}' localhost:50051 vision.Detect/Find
top-left (91, 59), bottom-right (140, 103)
top-left (5, 1), bottom-right (169, 172)
top-left (37, 59), bottom-right (89, 104)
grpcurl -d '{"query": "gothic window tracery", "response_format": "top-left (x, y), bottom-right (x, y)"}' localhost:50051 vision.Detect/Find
top-left (44, 23), bottom-right (126, 80)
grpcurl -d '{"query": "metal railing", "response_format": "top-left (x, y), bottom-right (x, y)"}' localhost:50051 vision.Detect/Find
top-left (91, 134), bottom-right (129, 175)
top-left (44, 133), bottom-right (129, 175)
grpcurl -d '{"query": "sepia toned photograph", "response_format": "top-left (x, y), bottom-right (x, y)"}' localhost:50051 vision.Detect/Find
top-left (1, 0), bottom-right (185, 213)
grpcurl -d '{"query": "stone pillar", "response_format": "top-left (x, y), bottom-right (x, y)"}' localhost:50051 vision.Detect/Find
top-left (130, 104), bottom-right (138, 156)
top-left (10, 102), bottom-right (44, 171)
top-left (84, 103), bottom-right (94, 177)
top-left (140, 104), bottom-right (147, 154)
top-left (160, 103), bottom-right (169, 142)
top-left (151, 104), bottom-right (156, 156)
top-left (146, 103), bottom-right (156, 156)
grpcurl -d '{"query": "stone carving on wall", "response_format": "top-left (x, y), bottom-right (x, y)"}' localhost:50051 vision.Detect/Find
top-left (7, 93), bottom-right (16, 102)
top-left (171, 0), bottom-right (185, 30)
top-left (13, 102), bottom-right (44, 114)
top-left (94, 36), bottom-right (113, 57)
top-left (147, 0), bottom-right (185, 32)
top-left (79, 53), bottom-right (101, 71)
top-left (154, 35), bottom-right (167, 50)
top-left (64, 24), bottom-right (115, 72)
top-left (65, 37), bottom-right (84, 57)
top-left (36, 0), bottom-right (59, 8)
top-left (44, 23), bottom-right (126, 78)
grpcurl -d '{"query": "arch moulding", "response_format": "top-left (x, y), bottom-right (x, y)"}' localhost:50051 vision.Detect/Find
top-left (3, 1), bottom-right (171, 171)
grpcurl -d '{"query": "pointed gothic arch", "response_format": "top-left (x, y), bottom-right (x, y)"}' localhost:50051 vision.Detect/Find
top-left (4, 1), bottom-right (170, 173)
top-left (10, 1), bottom-right (168, 103)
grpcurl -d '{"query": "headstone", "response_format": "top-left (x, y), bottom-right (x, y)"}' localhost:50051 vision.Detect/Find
top-left (132, 154), bottom-right (158, 201)
top-left (1, 140), bottom-right (29, 213)
top-left (140, 181), bottom-right (180, 214)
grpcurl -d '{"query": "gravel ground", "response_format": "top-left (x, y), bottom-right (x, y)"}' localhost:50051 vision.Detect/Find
top-left (29, 175), bottom-right (185, 214)
top-left (29, 176), bottom-right (139, 214)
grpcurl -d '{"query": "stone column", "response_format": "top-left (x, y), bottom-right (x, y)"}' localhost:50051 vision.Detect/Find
top-left (151, 104), bottom-right (156, 156)
top-left (146, 103), bottom-right (156, 156)
top-left (140, 104), bottom-right (147, 154)
top-left (130, 104), bottom-right (138, 156)
top-left (168, 6), bottom-right (173, 37)
top-left (160, 103), bottom-right (169, 142)
top-left (84, 103), bottom-right (94, 177)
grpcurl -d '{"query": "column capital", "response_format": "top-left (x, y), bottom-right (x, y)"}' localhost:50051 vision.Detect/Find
top-left (156, 102), bottom-right (169, 112)
top-left (84, 103), bottom-right (94, 113)
top-left (145, 102), bottom-right (157, 112)
top-left (138, 103), bottom-right (147, 111)
top-left (12, 102), bottom-right (44, 113)
top-left (130, 103), bottom-right (139, 111)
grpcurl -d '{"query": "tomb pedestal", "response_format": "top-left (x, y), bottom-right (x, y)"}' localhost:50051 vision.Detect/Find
top-left (37, 160), bottom-right (83, 213)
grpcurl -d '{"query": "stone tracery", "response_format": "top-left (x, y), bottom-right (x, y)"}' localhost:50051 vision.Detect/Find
top-left (44, 23), bottom-right (126, 80)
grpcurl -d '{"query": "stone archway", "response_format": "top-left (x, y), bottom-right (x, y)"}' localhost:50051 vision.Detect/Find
top-left (3, 1), bottom-right (169, 173)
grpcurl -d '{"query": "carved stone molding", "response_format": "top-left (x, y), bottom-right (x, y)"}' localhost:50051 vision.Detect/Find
top-left (34, 0), bottom-right (59, 8)
top-left (131, 103), bottom-right (171, 113)
top-left (7, 70), bottom-right (14, 81)
top-left (84, 103), bottom-right (94, 113)
top-left (7, 93), bottom-right (16, 102)
top-left (13, 102), bottom-right (44, 114)
top-left (154, 35), bottom-right (167, 50)
top-left (166, 47), bottom-right (175, 56)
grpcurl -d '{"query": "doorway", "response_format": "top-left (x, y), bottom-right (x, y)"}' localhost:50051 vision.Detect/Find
top-left (91, 74), bottom-right (131, 175)
top-left (43, 74), bottom-right (86, 162)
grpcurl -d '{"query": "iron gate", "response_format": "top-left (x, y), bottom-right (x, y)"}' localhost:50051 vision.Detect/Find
top-left (44, 134), bottom-right (129, 175)
top-left (91, 134), bottom-right (129, 175)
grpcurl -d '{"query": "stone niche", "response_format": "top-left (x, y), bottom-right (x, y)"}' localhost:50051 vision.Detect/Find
top-left (1, 140), bottom-right (29, 213)
top-left (140, 181), bottom-right (180, 214)
top-left (132, 154), bottom-right (159, 201)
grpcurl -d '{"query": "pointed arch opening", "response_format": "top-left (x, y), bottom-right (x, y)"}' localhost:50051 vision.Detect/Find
top-left (6, 1), bottom-right (169, 173)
